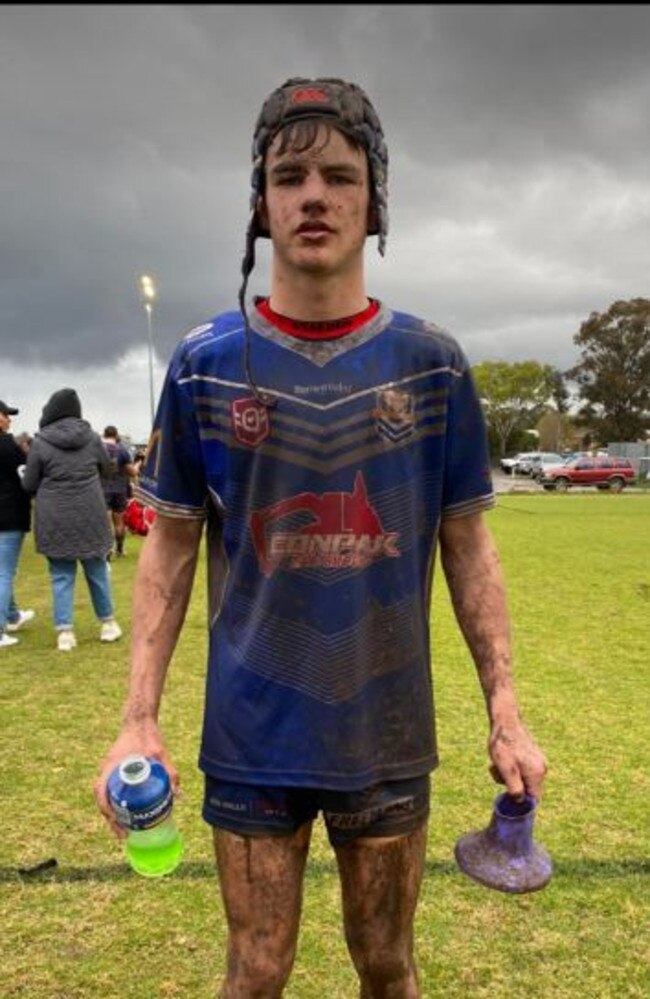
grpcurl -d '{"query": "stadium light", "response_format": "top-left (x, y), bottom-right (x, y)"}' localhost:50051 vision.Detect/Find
top-left (138, 273), bottom-right (158, 427)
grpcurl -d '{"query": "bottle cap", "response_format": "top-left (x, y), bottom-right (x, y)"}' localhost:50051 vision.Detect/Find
top-left (118, 755), bottom-right (151, 785)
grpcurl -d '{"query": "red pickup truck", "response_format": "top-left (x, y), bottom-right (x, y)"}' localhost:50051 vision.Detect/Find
top-left (540, 456), bottom-right (636, 492)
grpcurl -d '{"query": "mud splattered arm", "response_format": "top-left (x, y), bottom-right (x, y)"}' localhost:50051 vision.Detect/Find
top-left (439, 512), bottom-right (548, 800)
top-left (94, 513), bottom-right (203, 836)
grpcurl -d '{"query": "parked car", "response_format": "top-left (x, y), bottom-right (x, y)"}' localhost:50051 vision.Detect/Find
top-left (540, 456), bottom-right (636, 492)
top-left (500, 452), bottom-right (539, 475)
top-left (527, 452), bottom-right (568, 479)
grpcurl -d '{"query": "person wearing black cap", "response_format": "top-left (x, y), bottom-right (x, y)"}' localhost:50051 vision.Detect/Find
top-left (21, 389), bottom-right (123, 651)
top-left (0, 399), bottom-right (35, 648)
top-left (95, 78), bottom-right (547, 995)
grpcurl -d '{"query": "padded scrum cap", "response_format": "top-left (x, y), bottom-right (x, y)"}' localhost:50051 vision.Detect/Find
top-left (247, 76), bottom-right (389, 255)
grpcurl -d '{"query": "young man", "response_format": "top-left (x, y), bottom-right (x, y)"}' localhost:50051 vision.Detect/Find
top-left (95, 78), bottom-right (547, 997)
top-left (100, 426), bottom-right (137, 557)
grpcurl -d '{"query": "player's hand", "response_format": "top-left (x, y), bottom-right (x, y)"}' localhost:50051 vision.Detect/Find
top-left (488, 719), bottom-right (548, 801)
top-left (93, 720), bottom-right (180, 839)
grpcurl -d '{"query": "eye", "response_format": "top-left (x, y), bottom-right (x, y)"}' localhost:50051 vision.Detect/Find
top-left (275, 174), bottom-right (302, 186)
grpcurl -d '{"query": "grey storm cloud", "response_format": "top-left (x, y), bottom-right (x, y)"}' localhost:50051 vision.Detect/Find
top-left (2, 3), bottom-right (650, 381)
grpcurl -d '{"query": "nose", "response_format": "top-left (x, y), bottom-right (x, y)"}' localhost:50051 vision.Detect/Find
top-left (299, 171), bottom-right (329, 209)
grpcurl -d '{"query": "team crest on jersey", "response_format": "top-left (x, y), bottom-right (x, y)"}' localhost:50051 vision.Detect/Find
top-left (231, 397), bottom-right (270, 447)
top-left (250, 472), bottom-right (400, 577)
top-left (373, 388), bottom-right (415, 442)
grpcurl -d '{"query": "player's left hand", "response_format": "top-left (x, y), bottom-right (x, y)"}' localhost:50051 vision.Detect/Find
top-left (488, 719), bottom-right (548, 800)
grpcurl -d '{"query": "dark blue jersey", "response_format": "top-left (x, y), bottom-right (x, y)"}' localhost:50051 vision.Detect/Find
top-left (101, 439), bottom-right (132, 496)
top-left (136, 303), bottom-right (494, 790)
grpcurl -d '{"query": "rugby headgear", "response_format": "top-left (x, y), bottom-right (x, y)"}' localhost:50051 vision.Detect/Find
top-left (249, 77), bottom-right (388, 245)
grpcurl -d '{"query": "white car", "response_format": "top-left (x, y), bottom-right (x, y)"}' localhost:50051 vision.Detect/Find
top-left (524, 452), bottom-right (567, 479)
top-left (500, 452), bottom-right (538, 475)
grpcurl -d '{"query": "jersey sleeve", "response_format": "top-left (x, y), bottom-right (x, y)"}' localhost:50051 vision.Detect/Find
top-left (134, 346), bottom-right (208, 520)
top-left (441, 356), bottom-right (495, 519)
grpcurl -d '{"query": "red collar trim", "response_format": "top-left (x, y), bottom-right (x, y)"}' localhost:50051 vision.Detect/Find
top-left (255, 297), bottom-right (380, 340)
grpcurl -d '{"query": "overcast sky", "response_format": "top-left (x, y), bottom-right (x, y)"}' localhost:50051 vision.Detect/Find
top-left (3, 4), bottom-right (649, 441)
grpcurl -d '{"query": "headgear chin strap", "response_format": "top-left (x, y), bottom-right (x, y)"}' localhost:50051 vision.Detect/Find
top-left (239, 77), bottom-right (389, 406)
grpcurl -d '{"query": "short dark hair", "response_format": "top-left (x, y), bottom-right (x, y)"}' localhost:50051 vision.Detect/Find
top-left (104, 425), bottom-right (118, 438)
top-left (272, 118), bottom-right (363, 158)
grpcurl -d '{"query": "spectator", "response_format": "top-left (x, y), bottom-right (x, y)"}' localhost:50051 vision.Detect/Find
top-left (0, 399), bottom-right (35, 647)
top-left (22, 389), bottom-right (122, 651)
top-left (16, 432), bottom-right (33, 455)
top-left (132, 446), bottom-right (147, 471)
top-left (100, 426), bottom-right (137, 558)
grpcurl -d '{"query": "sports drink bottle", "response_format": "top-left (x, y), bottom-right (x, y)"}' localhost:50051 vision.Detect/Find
top-left (107, 754), bottom-right (184, 878)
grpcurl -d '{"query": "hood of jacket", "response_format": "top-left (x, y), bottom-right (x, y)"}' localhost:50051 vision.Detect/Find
top-left (37, 417), bottom-right (95, 451)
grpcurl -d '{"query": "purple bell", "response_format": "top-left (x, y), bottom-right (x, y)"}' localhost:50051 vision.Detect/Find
top-left (454, 792), bottom-right (553, 894)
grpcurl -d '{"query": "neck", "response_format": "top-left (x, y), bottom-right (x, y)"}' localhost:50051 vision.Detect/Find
top-left (268, 260), bottom-right (368, 321)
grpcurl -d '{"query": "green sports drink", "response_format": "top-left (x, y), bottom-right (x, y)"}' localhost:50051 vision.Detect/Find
top-left (125, 816), bottom-right (184, 878)
top-left (107, 755), bottom-right (184, 878)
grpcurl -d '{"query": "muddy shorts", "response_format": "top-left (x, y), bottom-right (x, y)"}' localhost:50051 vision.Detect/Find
top-left (203, 774), bottom-right (430, 846)
top-left (105, 492), bottom-right (128, 513)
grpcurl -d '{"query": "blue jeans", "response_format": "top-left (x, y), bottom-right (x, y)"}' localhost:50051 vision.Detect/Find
top-left (0, 531), bottom-right (25, 632)
top-left (47, 557), bottom-right (114, 630)
top-left (7, 594), bottom-right (19, 624)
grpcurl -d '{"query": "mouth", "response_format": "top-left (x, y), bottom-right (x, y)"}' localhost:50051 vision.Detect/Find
top-left (296, 222), bottom-right (334, 236)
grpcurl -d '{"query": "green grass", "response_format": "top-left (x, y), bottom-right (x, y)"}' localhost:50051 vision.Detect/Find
top-left (1, 494), bottom-right (649, 997)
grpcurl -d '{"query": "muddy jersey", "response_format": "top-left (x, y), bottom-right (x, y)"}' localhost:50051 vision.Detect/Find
top-left (136, 303), bottom-right (494, 790)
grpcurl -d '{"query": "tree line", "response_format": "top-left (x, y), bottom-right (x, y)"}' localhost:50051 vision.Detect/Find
top-left (472, 297), bottom-right (650, 458)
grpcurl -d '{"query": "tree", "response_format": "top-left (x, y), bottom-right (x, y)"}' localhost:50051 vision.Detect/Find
top-left (566, 298), bottom-right (650, 442)
top-left (548, 367), bottom-right (570, 414)
top-left (472, 360), bottom-right (556, 458)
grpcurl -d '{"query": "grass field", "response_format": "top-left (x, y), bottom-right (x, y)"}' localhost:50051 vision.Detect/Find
top-left (1, 494), bottom-right (648, 998)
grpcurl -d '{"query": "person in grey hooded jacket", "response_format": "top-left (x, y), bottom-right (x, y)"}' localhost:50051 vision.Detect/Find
top-left (21, 388), bottom-right (123, 651)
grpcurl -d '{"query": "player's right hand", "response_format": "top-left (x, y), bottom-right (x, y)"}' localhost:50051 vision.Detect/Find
top-left (93, 721), bottom-right (179, 840)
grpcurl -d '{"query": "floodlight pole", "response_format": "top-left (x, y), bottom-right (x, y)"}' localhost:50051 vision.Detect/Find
top-left (145, 301), bottom-right (155, 427)
top-left (139, 274), bottom-right (157, 428)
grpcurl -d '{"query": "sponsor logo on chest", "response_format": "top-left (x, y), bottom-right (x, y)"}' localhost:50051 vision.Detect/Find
top-left (250, 472), bottom-right (400, 577)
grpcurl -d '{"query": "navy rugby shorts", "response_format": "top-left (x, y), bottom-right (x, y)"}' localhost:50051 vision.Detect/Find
top-left (105, 492), bottom-right (128, 513)
top-left (203, 774), bottom-right (430, 846)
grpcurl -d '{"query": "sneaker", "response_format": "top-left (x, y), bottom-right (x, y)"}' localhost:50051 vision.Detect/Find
top-left (57, 630), bottom-right (77, 652)
top-left (100, 620), bottom-right (122, 643)
top-left (6, 609), bottom-right (36, 632)
top-left (0, 633), bottom-right (19, 648)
